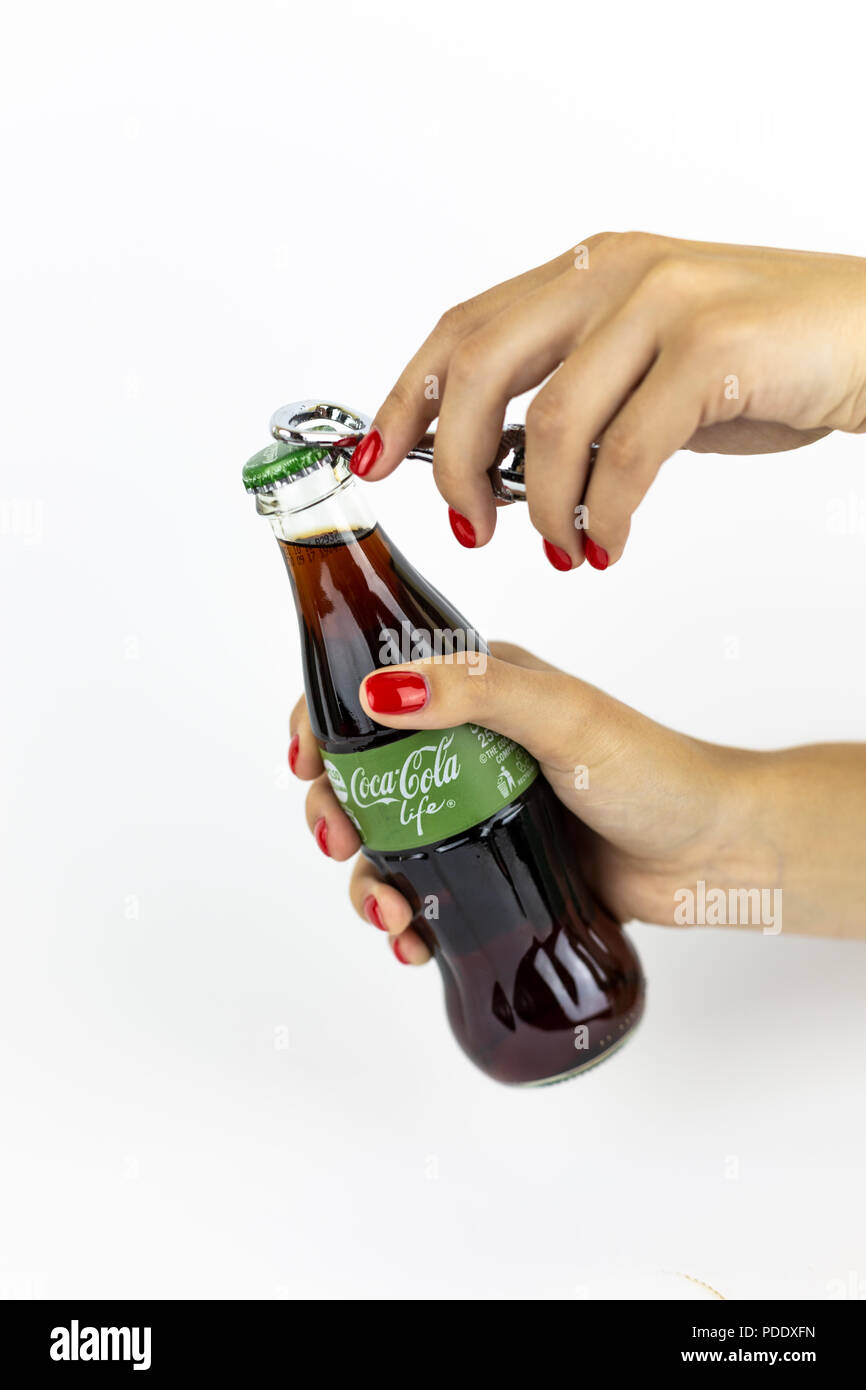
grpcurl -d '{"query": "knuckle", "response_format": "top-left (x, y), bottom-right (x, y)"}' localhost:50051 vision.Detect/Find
top-left (486, 640), bottom-right (527, 666)
top-left (382, 375), bottom-right (418, 416)
top-left (638, 254), bottom-right (701, 299)
top-left (455, 660), bottom-right (492, 710)
top-left (447, 332), bottom-right (487, 384)
top-left (572, 230), bottom-right (654, 265)
top-left (614, 229), bottom-right (654, 253)
top-left (673, 318), bottom-right (715, 361)
top-left (436, 297), bottom-right (480, 340)
top-left (525, 394), bottom-right (565, 443)
top-left (573, 230), bottom-right (615, 255)
top-left (598, 430), bottom-right (639, 476)
top-left (674, 309), bottom-right (749, 365)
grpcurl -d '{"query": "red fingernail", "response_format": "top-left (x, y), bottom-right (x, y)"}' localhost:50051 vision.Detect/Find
top-left (288, 733), bottom-right (299, 774)
top-left (391, 934), bottom-right (410, 964)
top-left (543, 539), bottom-right (573, 572)
top-left (584, 537), bottom-right (609, 571)
top-left (363, 895), bottom-right (388, 932)
top-left (448, 507), bottom-right (476, 548)
top-left (349, 429), bottom-right (383, 477)
top-left (364, 671), bottom-right (429, 714)
top-left (314, 817), bottom-right (329, 856)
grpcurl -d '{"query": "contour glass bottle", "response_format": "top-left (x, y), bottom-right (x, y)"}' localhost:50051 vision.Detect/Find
top-left (243, 411), bottom-right (645, 1085)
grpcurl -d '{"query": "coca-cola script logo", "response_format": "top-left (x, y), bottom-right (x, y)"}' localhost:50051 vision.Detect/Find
top-left (324, 735), bottom-right (461, 838)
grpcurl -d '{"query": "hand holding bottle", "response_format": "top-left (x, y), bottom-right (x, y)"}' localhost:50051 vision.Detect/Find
top-left (349, 233), bottom-right (866, 570)
top-left (292, 643), bottom-right (866, 956)
top-left (247, 400), bottom-right (863, 1082)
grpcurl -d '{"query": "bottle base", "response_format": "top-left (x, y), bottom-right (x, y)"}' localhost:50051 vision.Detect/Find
top-left (513, 1025), bottom-right (640, 1088)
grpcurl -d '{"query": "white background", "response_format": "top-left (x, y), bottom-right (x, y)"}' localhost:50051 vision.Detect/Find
top-left (2, 0), bottom-right (865, 1301)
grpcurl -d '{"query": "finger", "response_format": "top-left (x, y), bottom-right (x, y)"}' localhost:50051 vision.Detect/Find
top-left (304, 772), bottom-right (362, 861)
top-left (358, 653), bottom-right (618, 776)
top-left (288, 694), bottom-right (324, 780)
top-left (357, 652), bottom-right (705, 863)
top-left (523, 307), bottom-right (659, 566)
top-left (348, 861), bottom-right (431, 964)
top-left (581, 349), bottom-right (705, 567)
top-left (432, 268), bottom-right (607, 546)
top-left (385, 927), bottom-right (432, 966)
top-left (348, 857), bottom-right (419, 938)
top-left (351, 248), bottom-right (577, 483)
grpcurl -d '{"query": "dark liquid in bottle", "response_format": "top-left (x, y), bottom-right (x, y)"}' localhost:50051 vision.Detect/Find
top-left (280, 525), bottom-right (644, 1085)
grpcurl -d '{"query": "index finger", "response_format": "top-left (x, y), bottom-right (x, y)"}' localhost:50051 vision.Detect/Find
top-left (350, 247), bottom-right (577, 482)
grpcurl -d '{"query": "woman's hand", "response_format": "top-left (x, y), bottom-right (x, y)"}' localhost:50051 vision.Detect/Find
top-left (349, 233), bottom-right (866, 570)
top-left (289, 643), bottom-right (866, 961)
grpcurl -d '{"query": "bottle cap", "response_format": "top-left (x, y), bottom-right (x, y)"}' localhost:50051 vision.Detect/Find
top-left (242, 400), bottom-right (371, 493)
top-left (241, 440), bottom-right (335, 492)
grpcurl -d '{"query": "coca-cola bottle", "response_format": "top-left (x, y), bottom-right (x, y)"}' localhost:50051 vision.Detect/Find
top-left (243, 402), bottom-right (644, 1084)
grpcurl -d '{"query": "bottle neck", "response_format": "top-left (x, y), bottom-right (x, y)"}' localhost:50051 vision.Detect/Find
top-left (265, 457), bottom-right (392, 754)
top-left (255, 457), bottom-right (376, 543)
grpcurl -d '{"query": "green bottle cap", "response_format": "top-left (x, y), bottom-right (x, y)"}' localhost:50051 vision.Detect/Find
top-left (241, 440), bottom-right (335, 492)
top-left (242, 401), bottom-right (370, 493)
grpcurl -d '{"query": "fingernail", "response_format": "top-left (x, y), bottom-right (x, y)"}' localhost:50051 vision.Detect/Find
top-left (288, 733), bottom-right (299, 774)
top-left (543, 539), bottom-right (573, 572)
top-left (349, 428), bottom-right (383, 477)
top-left (391, 934), bottom-right (410, 964)
top-left (314, 817), bottom-right (329, 856)
top-left (363, 895), bottom-right (388, 931)
top-left (448, 507), bottom-right (476, 548)
top-left (364, 671), bottom-right (430, 714)
top-left (584, 537), bottom-right (609, 571)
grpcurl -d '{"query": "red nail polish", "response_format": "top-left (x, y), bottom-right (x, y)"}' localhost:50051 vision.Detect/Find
top-left (363, 895), bottom-right (388, 931)
top-left (585, 537), bottom-right (609, 571)
top-left (288, 733), bottom-right (299, 774)
top-left (349, 429), bottom-right (383, 477)
top-left (448, 507), bottom-right (476, 548)
top-left (364, 671), bottom-right (429, 714)
top-left (543, 539), bottom-right (573, 572)
top-left (391, 934), bottom-right (409, 964)
top-left (314, 817), bottom-right (329, 856)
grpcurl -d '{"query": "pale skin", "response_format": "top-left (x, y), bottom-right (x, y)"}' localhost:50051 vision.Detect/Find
top-left (292, 644), bottom-right (866, 958)
top-left (350, 232), bottom-right (866, 566)
top-left (290, 233), bottom-right (866, 954)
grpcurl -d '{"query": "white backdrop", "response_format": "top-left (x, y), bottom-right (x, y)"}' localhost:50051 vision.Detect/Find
top-left (2, 0), bottom-right (865, 1301)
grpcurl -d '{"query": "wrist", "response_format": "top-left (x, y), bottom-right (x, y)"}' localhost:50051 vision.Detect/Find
top-left (704, 746), bottom-right (784, 896)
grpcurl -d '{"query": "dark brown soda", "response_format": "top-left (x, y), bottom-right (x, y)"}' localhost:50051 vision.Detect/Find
top-left (279, 523), bottom-right (644, 1085)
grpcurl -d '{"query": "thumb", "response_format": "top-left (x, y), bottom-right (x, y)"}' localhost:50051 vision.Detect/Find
top-left (358, 650), bottom-right (645, 777)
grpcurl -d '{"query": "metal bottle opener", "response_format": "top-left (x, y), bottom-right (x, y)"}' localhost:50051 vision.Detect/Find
top-left (269, 399), bottom-right (530, 503)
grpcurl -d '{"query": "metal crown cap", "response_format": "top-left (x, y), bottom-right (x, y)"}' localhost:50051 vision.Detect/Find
top-left (242, 400), bottom-right (371, 492)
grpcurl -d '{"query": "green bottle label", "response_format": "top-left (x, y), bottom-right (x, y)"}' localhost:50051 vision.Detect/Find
top-left (322, 724), bottom-right (539, 852)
